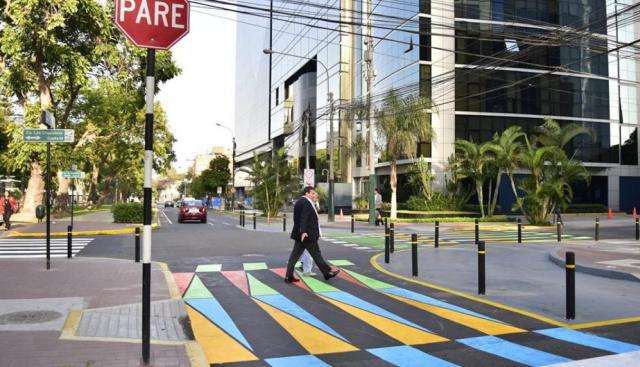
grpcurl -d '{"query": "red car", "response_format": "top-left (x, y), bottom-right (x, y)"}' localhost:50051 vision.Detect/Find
top-left (178, 200), bottom-right (207, 223)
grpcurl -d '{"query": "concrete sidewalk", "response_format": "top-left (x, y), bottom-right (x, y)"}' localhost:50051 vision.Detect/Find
top-left (0, 257), bottom-right (205, 367)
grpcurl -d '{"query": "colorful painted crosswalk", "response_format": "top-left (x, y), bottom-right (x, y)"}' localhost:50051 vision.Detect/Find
top-left (176, 261), bottom-right (640, 366)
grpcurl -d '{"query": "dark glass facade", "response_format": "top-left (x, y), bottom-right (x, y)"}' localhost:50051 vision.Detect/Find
top-left (455, 22), bottom-right (608, 76)
top-left (455, 0), bottom-right (607, 33)
top-left (455, 115), bottom-right (619, 163)
top-left (455, 69), bottom-right (610, 119)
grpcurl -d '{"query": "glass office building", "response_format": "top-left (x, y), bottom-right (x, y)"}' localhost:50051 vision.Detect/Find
top-left (235, 0), bottom-right (640, 211)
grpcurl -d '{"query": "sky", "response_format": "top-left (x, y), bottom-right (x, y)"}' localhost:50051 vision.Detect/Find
top-left (156, 8), bottom-right (237, 173)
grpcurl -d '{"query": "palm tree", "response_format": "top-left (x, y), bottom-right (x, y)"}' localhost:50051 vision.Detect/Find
top-left (375, 89), bottom-right (434, 219)
top-left (455, 139), bottom-right (488, 217)
top-left (535, 117), bottom-right (595, 149)
top-left (481, 126), bottom-right (525, 216)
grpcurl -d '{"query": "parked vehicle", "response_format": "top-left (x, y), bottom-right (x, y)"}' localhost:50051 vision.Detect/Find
top-left (164, 200), bottom-right (174, 208)
top-left (178, 199), bottom-right (207, 223)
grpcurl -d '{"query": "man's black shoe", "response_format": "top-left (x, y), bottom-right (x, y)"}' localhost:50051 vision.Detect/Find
top-left (284, 277), bottom-right (300, 283)
top-left (324, 269), bottom-right (340, 281)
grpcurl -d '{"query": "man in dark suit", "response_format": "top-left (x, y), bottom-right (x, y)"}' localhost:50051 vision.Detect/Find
top-left (285, 186), bottom-right (340, 283)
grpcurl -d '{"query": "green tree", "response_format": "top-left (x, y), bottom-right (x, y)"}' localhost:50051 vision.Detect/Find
top-left (0, 0), bottom-right (179, 214)
top-left (374, 90), bottom-right (434, 219)
top-left (481, 126), bottom-right (525, 216)
top-left (454, 139), bottom-right (489, 217)
top-left (247, 148), bottom-right (296, 220)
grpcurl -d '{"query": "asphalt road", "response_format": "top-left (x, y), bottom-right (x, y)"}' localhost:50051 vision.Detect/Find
top-left (76, 209), bottom-right (640, 366)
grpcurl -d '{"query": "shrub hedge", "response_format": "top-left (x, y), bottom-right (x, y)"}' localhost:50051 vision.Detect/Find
top-left (112, 203), bottom-right (144, 223)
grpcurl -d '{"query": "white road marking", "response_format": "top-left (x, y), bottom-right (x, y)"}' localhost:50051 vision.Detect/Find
top-left (223, 222), bottom-right (231, 226)
top-left (342, 243), bottom-right (358, 247)
top-left (208, 222), bottom-right (215, 226)
top-left (354, 246), bottom-right (370, 250)
top-left (162, 210), bottom-right (173, 225)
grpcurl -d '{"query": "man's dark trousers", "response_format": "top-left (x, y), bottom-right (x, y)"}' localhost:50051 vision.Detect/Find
top-left (286, 239), bottom-right (331, 279)
top-left (3, 213), bottom-right (10, 230)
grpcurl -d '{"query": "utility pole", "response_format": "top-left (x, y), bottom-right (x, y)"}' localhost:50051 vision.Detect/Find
top-left (365, 0), bottom-right (376, 225)
top-left (328, 91), bottom-right (335, 222)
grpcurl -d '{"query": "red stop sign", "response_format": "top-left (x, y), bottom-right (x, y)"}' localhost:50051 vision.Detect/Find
top-left (115, 0), bottom-right (190, 49)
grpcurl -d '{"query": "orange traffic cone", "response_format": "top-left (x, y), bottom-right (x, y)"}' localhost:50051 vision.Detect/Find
top-left (633, 207), bottom-right (638, 220)
top-left (608, 208), bottom-right (613, 220)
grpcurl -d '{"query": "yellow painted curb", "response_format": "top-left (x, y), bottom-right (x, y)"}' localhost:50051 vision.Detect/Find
top-left (7, 223), bottom-right (159, 238)
top-left (569, 317), bottom-right (640, 330)
top-left (185, 341), bottom-right (210, 367)
top-left (155, 261), bottom-right (210, 366)
top-left (60, 309), bottom-right (82, 339)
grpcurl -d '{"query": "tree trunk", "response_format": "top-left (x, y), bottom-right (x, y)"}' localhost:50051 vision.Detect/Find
top-left (490, 172), bottom-right (502, 216)
top-left (476, 180), bottom-right (485, 217)
top-left (390, 159), bottom-right (397, 219)
top-left (88, 163), bottom-right (100, 205)
top-left (56, 174), bottom-right (70, 212)
top-left (16, 162), bottom-right (45, 221)
top-left (508, 172), bottom-right (527, 218)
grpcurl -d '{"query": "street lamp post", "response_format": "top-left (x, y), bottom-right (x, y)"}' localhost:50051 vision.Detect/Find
top-left (216, 123), bottom-right (236, 211)
top-left (262, 48), bottom-right (335, 222)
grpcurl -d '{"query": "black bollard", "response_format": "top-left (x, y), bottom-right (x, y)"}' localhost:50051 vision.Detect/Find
top-left (384, 227), bottom-right (390, 264)
top-left (478, 241), bottom-right (486, 295)
top-left (384, 217), bottom-right (388, 232)
top-left (67, 225), bottom-right (73, 259)
top-left (239, 211), bottom-right (242, 225)
top-left (636, 218), bottom-right (639, 241)
top-left (475, 218), bottom-right (479, 244)
top-left (283, 214), bottom-right (287, 232)
top-left (351, 214), bottom-right (355, 233)
top-left (253, 212), bottom-right (256, 230)
top-left (411, 234), bottom-right (418, 277)
top-left (390, 223), bottom-right (395, 253)
top-left (242, 211), bottom-right (245, 227)
top-left (566, 251), bottom-right (575, 320)
top-left (435, 220), bottom-right (439, 248)
top-left (517, 218), bottom-right (522, 244)
top-left (135, 227), bottom-right (140, 263)
top-left (595, 217), bottom-right (599, 241)
top-left (557, 222), bottom-right (562, 242)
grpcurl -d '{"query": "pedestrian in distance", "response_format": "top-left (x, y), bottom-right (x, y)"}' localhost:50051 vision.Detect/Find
top-left (374, 188), bottom-right (383, 226)
top-left (1, 191), bottom-right (17, 231)
top-left (285, 186), bottom-right (339, 283)
top-left (554, 206), bottom-right (564, 226)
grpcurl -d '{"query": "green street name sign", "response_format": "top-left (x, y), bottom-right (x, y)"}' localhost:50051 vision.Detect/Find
top-left (23, 129), bottom-right (74, 143)
top-left (62, 171), bottom-right (85, 179)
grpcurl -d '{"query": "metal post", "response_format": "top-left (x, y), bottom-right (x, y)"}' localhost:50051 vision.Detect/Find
top-left (327, 93), bottom-right (335, 222)
top-left (384, 227), bottom-right (389, 263)
top-left (46, 141), bottom-right (51, 270)
top-left (411, 234), bottom-right (418, 277)
top-left (67, 225), bottom-right (72, 259)
top-left (390, 222), bottom-right (395, 253)
top-left (435, 221), bottom-right (439, 248)
top-left (141, 48), bottom-right (155, 365)
top-left (566, 251), bottom-right (575, 320)
top-left (478, 241), bottom-right (486, 295)
top-left (283, 213), bottom-right (286, 232)
top-left (239, 210), bottom-right (242, 225)
top-left (557, 222), bottom-right (562, 242)
top-left (595, 217), bottom-right (599, 241)
top-left (253, 212), bottom-right (256, 230)
top-left (135, 227), bottom-right (141, 263)
top-left (384, 217), bottom-right (388, 232)
top-left (636, 218), bottom-right (639, 241)
top-left (351, 214), bottom-right (354, 233)
top-left (70, 180), bottom-right (74, 228)
top-left (366, 0), bottom-right (376, 226)
top-left (474, 218), bottom-right (479, 244)
top-left (517, 218), bottom-right (522, 244)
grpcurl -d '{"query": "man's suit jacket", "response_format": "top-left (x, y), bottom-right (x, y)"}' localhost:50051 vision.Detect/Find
top-left (290, 196), bottom-right (320, 243)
